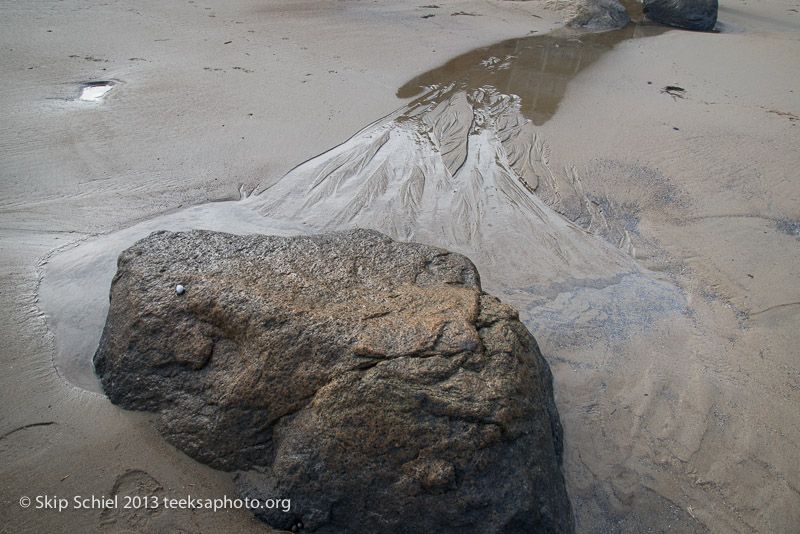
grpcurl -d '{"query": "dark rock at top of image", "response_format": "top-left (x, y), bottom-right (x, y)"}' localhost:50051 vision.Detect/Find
top-left (566, 0), bottom-right (632, 29)
top-left (94, 229), bottom-right (572, 533)
top-left (643, 0), bottom-right (718, 31)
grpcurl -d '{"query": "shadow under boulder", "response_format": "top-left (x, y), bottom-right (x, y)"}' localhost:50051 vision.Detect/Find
top-left (94, 229), bottom-right (573, 533)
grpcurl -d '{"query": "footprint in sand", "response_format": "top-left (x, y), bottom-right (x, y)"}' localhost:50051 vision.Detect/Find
top-left (99, 469), bottom-right (165, 530)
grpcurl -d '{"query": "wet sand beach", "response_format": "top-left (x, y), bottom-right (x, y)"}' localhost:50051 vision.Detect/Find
top-left (2, 0), bottom-right (799, 532)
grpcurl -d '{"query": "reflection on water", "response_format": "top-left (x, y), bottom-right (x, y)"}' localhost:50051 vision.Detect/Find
top-left (397, 22), bottom-right (667, 125)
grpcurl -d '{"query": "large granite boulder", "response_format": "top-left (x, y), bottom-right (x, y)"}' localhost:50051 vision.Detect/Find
top-left (642, 0), bottom-right (718, 31)
top-left (94, 229), bottom-right (572, 533)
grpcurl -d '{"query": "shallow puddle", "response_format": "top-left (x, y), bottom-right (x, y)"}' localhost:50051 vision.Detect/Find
top-left (398, 22), bottom-right (667, 125)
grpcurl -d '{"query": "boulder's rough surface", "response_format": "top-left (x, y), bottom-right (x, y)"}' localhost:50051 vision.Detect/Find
top-left (94, 229), bottom-right (573, 533)
top-left (642, 0), bottom-right (718, 31)
top-left (564, 0), bottom-right (631, 29)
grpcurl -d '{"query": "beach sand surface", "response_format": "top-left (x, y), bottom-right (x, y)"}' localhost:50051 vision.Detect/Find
top-left (2, 0), bottom-right (799, 532)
